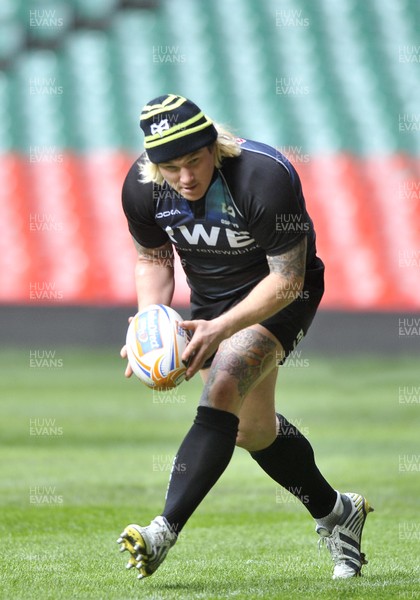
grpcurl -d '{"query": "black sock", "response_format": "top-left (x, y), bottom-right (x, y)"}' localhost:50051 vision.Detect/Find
top-left (250, 413), bottom-right (337, 518)
top-left (162, 406), bottom-right (239, 533)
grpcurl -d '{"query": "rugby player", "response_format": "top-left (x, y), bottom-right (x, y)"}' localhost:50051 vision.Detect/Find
top-left (117, 94), bottom-right (373, 580)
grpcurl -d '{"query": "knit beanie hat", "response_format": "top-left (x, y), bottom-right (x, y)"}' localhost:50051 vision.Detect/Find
top-left (139, 94), bottom-right (218, 163)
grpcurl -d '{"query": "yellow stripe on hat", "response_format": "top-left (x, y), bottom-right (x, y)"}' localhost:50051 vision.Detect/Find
top-left (144, 119), bottom-right (214, 148)
top-left (140, 95), bottom-right (187, 120)
top-left (143, 111), bottom-right (211, 144)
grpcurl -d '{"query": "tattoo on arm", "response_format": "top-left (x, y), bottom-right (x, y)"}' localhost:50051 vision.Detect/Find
top-left (266, 237), bottom-right (307, 281)
top-left (132, 237), bottom-right (173, 265)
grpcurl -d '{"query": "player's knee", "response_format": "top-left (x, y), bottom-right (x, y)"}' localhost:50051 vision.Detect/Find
top-left (236, 419), bottom-right (276, 452)
top-left (235, 428), bottom-right (253, 449)
top-left (200, 372), bottom-right (242, 412)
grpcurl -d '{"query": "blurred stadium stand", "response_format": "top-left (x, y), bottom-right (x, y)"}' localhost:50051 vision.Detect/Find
top-left (0, 0), bottom-right (419, 312)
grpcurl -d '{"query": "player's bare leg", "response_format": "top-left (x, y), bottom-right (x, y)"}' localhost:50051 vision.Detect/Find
top-left (202, 332), bottom-right (374, 578)
top-left (118, 325), bottom-right (373, 579)
top-left (201, 338), bottom-right (278, 452)
top-left (160, 326), bottom-right (279, 528)
top-left (118, 325), bottom-right (279, 579)
top-left (223, 335), bottom-right (374, 579)
top-left (199, 324), bottom-right (280, 414)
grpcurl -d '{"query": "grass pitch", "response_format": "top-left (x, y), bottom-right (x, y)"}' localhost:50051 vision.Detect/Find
top-left (0, 348), bottom-right (419, 599)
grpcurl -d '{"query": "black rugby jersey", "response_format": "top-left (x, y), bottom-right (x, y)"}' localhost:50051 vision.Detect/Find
top-left (122, 139), bottom-right (324, 302)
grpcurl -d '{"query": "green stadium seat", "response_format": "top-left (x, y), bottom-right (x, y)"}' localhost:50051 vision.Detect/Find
top-left (0, 21), bottom-right (25, 66)
top-left (63, 30), bottom-right (122, 150)
top-left (0, 72), bottom-right (13, 151)
top-left (13, 50), bottom-right (67, 150)
top-left (160, 0), bottom-right (230, 123)
top-left (110, 9), bottom-right (172, 151)
top-left (71, 0), bottom-right (119, 22)
top-left (26, 1), bottom-right (73, 46)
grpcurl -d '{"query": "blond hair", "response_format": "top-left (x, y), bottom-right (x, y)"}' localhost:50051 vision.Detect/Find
top-left (138, 123), bottom-right (242, 185)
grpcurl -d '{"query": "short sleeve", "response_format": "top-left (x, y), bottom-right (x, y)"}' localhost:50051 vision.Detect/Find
top-left (121, 158), bottom-right (169, 248)
top-left (244, 161), bottom-right (308, 256)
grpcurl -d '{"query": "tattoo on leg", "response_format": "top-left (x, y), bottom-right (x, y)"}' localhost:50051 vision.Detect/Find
top-left (201, 329), bottom-right (277, 402)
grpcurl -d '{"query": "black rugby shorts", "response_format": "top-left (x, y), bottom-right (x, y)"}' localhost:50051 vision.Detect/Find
top-left (190, 283), bottom-right (324, 370)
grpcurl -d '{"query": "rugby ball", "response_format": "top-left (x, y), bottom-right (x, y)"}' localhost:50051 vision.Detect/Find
top-left (126, 304), bottom-right (190, 390)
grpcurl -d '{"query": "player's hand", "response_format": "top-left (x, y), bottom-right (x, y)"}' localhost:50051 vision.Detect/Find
top-left (120, 316), bottom-right (134, 378)
top-left (180, 318), bottom-right (225, 380)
